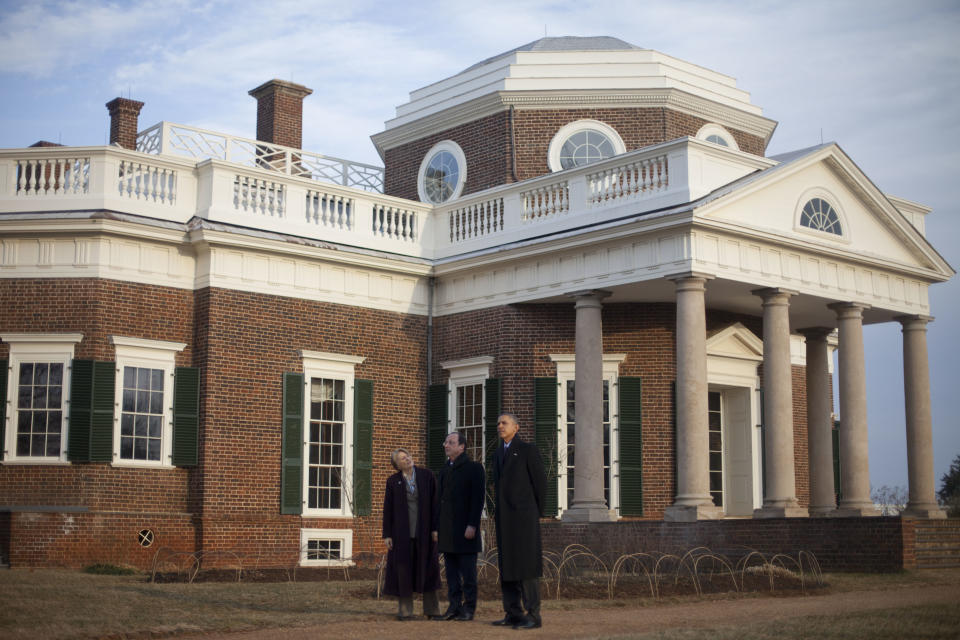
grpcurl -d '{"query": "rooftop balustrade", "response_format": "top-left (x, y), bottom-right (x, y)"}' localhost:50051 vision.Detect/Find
top-left (0, 136), bottom-right (773, 261)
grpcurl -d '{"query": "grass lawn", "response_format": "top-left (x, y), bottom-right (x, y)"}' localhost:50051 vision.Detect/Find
top-left (1, 568), bottom-right (958, 639)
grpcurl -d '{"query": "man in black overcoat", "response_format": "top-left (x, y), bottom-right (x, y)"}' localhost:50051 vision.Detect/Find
top-left (437, 431), bottom-right (486, 621)
top-left (491, 412), bottom-right (547, 630)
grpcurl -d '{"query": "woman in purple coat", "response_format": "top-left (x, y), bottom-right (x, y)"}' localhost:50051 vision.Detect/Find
top-left (381, 447), bottom-right (443, 620)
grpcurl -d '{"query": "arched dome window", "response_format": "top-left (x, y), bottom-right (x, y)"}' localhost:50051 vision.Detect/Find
top-left (547, 120), bottom-right (626, 172)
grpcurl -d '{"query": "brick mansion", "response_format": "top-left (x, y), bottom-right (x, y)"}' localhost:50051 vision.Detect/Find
top-left (0, 37), bottom-right (953, 570)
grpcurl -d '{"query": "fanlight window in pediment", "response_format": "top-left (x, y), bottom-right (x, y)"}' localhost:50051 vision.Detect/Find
top-left (800, 197), bottom-right (843, 235)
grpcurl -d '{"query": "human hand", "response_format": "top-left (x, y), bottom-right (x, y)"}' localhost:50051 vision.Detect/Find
top-left (464, 526), bottom-right (476, 540)
top-left (384, 537), bottom-right (393, 550)
top-left (431, 531), bottom-right (438, 542)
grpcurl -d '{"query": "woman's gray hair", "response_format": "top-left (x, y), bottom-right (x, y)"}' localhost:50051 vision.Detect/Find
top-left (390, 447), bottom-right (412, 471)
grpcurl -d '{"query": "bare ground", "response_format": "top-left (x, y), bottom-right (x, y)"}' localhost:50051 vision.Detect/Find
top-left (182, 577), bottom-right (960, 640)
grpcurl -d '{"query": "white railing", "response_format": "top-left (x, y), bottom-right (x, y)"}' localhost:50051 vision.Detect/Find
top-left (587, 154), bottom-right (668, 206)
top-left (447, 196), bottom-right (504, 243)
top-left (119, 159), bottom-right (177, 205)
top-left (521, 180), bottom-right (569, 222)
top-left (234, 174), bottom-right (285, 217)
top-left (137, 121), bottom-right (384, 193)
top-left (0, 138), bottom-right (772, 260)
top-left (14, 157), bottom-right (90, 196)
top-left (306, 188), bottom-right (353, 230)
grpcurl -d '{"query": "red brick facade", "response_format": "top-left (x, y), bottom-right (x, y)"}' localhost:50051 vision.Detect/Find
top-left (383, 107), bottom-right (767, 201)
top-left (0, 278), bottom-right (426, 568)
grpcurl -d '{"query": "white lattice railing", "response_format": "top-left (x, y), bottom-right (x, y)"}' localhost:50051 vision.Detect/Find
top-left (15, 157), bottom-right (90, 196)
top-left (587, 154), bottom-right (669, 206)
top-left (137, 122), bottom-right (384, 193)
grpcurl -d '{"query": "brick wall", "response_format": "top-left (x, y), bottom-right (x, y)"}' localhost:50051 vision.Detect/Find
top-left (383, 107), bottom-right (767, 200)
top-left (433, 302), bottom-right (808, 518)
top-left (541, 516), bottom-right (913, 572)
top-left (0, 278), bottom-right (426, 568)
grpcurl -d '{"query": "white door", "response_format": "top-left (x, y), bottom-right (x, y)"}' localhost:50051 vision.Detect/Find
top-left (723, 387), bottom-right (754, 516)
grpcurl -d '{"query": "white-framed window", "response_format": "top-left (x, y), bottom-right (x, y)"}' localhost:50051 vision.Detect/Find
top-left (547, 120), bottom-right (626, 172)
top-left (695, 123), bottom-right (740, 151)
top-left (550, 354), bottom-right (625, 515)
top-left (1, 333), bottom-right (82, 463)
top-left (441, 356), bottom-right (493, 464)
top-left (794, 189), bottom-right (848, 240)
top-left (299, 528), bottom-right (353, 567)
top-left (417, 140), bottom-right (467, 204)
top-left (111, 336), bottom-right (186, 467)
top-left (301, 351), bottom-right (364, 518)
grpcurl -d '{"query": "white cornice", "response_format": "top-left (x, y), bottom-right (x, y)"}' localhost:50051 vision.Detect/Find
top-left (371, 89), bottom-right (778, 157)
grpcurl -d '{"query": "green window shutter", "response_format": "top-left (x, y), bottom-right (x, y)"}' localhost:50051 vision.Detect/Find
top-left (89, 362), bottom-right (115, 462)
top-left (0, 360), bottom-right (7, 462)
top-left (534, 377), bottom-right (558, 518)
top-left (68, 360), bottom-right (114, 463)
top-left (483, 377), bottom-right (502, 514)
top-left (832, 419), bottom-right (842, 502)
top-left (281, 373), bottom-right (304, 515)
top-left (353, 379), bottom-right (374, 517)
top-left (69, 360), bottom-right (94, 462)
top-left (172, 367), bottom-right (200, 467)
top-left (483, 378), bottom-right (502, 465)
top-left (618, 377), bottom-right (643, 516)
top-left (427, 383), bottom-right (448, 473)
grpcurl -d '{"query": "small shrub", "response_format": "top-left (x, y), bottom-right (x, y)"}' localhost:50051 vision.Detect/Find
top-left (83, 563), bottom-right (136, 575)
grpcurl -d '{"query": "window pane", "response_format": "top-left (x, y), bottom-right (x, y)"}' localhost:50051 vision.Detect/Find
top-left (124, 366), bottom-right (136, 389)
top-left (34, 363), bottom-right (48, 385)
top-left (123, 389), bottom-right (136, 412)
top-left (19, 363), bottom-right (33, 386)
top-left (134, 438), bottom-right (147, 460)
top-left (121, 414), bottom-right (134, 436)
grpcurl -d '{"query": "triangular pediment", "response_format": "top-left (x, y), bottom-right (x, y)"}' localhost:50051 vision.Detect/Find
top-left (706, 323), bottom-right (763, 361)
top-left (694, 144), bottom-right (954, 280)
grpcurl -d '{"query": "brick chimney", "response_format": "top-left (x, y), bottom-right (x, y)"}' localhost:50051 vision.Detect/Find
top-left (248, 79), bottom-right (313, 149)
top-left (106, 97), bottom-right (145, 150)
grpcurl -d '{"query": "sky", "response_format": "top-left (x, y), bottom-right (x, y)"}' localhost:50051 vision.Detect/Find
top-left (1, 0), bottom-right (958, 496)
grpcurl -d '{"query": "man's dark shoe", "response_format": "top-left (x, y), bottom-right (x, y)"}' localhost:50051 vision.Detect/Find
top-left (427, 614), bottom-right (446, 621)
top-left (513, 618), bottom-right (542, 630)
top-left (491, 617), bottom-right (516, 626)
top-left (455, 612), bottom-right (474, 621)
top-left (440, 609), bottom-right (459, 621)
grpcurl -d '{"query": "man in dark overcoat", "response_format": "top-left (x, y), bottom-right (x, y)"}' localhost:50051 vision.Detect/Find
top-left (381, 448), bottom-right (443, 619)
top-left (491, 412), bottom-right (547, 630)
top-left (438, 431), bottom-right (486, 621)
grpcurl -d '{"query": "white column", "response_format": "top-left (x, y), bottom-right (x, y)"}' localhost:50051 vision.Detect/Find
top-left (563, 290), bottom-right (616, 522)
top-left (799, 327), bottom-right (837, 516)
top-left (829, 302), bottom-right (879, 517)
top-left (896, 315), bottom-right (946, 519)
top-left (754, 288), bottom-right (807, 518)
top-left (665, 274), bottom-right (722, 522)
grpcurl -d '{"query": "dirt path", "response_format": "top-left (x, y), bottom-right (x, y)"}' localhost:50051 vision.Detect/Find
top-left (185, 581), bottom-right (960, 640)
